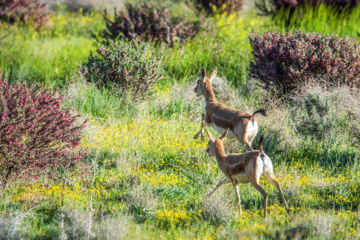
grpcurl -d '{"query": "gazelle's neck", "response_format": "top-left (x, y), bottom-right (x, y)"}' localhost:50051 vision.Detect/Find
top-left (214, 144), bottom-right (227, 172)
top-left (203, 81), bottom-right (216, 103)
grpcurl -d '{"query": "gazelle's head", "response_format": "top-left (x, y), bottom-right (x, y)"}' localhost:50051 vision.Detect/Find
top-left (205, 128), bottom-right (228, 157)
top-left (194, 67), bottom-right (217, 97)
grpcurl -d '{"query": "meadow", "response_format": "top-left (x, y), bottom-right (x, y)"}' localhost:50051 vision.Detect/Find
top-left (0, 2), bottom-right (360, 239)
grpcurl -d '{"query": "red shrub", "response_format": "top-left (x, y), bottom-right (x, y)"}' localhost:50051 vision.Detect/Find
top-left (195, 0), bottom-right (243, 15)
top-left (0, 0), bottom-right (50, 28)
top-left (0, 72), bottom-right (87, 191)
top-left (249, 31), bottom-right (360, 94)
top-left (102, 1), bottom-right (202, 47)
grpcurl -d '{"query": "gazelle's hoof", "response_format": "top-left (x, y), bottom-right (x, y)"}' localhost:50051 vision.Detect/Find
top-left (193, 134), bottom-right (199, 139)
top-left (201, 134), bottom-right (205, 141)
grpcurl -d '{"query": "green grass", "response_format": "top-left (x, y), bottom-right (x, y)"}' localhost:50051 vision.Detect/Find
top-left (160, 13), bottom-right (268, 86)
top-left (273, 4), bottom-right (360, 38)
top-left (1, 3), bottom-right (360, 239)
top-left (0, 9), bottom-right (104, 87)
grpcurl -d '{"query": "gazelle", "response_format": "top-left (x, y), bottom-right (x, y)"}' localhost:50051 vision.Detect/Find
top-left (193, 67), bottom-right (266, 151)
top-left (205, 128), bottom-right (290, 218)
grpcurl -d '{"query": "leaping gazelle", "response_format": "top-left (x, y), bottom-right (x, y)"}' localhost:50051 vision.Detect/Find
top-left (193, 67), bottom-right (267, 151)
top-left (205, 128), bottom-right (290, 218)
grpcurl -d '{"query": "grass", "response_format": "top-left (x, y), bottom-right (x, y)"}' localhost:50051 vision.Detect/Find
top-left (273, 4), bottom-right (360, 38)
top-left (0, 9), bottom-right (103, 87)
top-left (1, 3), bottom-right (360, 239)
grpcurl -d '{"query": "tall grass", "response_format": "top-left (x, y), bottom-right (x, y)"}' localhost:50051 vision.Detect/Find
top-left (274, 4), bottom-right (360, 38)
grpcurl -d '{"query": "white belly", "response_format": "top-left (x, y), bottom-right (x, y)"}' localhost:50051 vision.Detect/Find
top-left (232, 172), bottom-right (250, 184)
top-left (205, 122), bottom-right (236, 139)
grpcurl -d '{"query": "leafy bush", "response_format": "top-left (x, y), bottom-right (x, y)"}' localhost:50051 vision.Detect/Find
top-left (249, 31), bottom-right (360, 94)
top-left (0, 0), bottom-right (51, 28)
top-left (295, 94), bottom-right (332, 139)
top-left (256, 0), bottom-right (359, 17)
top-left (101, 1), bottom-right (202, 47)
top-left (0, 71), bottom-right (87, 192)
top-left (195, 0), bottom-right (243, 15)
top-left (79, 41), bottom-right (163, 101)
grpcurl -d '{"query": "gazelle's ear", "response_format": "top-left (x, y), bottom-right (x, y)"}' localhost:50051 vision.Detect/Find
top-left (205, 128), bottom-right (214, 141)
top-left (219, 128), bottom-right (229, 141)
top-left (201, 67), bottom-right (206, 80)
top-left (259, 135), bottom-right (264, 155)
top-left (209, 67), bottom-right (217, 82)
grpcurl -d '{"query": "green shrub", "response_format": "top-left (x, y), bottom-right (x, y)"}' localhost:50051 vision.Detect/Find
top-left (79, 41), bottom-right (164, 101)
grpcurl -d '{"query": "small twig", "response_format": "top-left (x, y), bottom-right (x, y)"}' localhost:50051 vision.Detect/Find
top-left (60, 157), bottom-right (72, 240)
top-left (87, 152), bottom-right (100, 240)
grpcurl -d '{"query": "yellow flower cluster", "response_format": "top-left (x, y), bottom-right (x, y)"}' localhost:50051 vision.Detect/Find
top-left (13, 182), bottom-right (109, 205)
top-left (81, 118), bottom-right (207, 155)
top-left (141, 172), bottom-right (186, 186)
top-left (212, 12), bottom-right (264, 38)
top-left (156, 209), bottom-right (193, 223)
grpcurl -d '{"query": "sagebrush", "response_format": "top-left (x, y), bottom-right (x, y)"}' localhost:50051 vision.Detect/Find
top-left (79, 41), bottom-right (163, 101)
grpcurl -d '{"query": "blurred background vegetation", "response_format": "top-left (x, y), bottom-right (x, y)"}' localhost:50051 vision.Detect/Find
top-left (0, 0), bottom-right (360, 239)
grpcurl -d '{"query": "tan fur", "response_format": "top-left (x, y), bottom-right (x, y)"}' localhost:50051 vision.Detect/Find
top-left (194, 67), bottom-right (266, 151)
top-left (205, 130), bottom-right (290, 218)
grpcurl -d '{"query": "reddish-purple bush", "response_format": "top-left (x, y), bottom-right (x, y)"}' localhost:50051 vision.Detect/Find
top-left (79, 41), bottom-right (163, 101)
top-left (0, 0), bottom-right (50, 28)
top-left (102, 1), bottom-right (202, 47)
top-left (249, 31), bottom-right (360, 94)
top-left (195, 0), bottom-right (243, 15)
top-left (257, 0), bottom-right (359, 16)
top-left (0, 72), bottom-right (87, 192)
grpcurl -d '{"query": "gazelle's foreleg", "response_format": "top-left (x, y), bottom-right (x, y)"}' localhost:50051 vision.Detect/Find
top-left (207, 178), bottom-right (231, 197)
top-left (193, 113), bottom-right (206, 141)
top-left (232, 181), bottom-right (242, 215)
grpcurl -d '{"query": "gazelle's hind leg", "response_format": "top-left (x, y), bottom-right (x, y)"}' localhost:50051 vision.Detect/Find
top-left (249, 176), bottom-right (268, 218)
top-left (235, 135), bottom-right (253, 152)
top-left (264, 173), bottom-right (291, 214)
top-left (207, 178), bottom-right (231, 198)
top-left (193, 113), bottom-right (206, 141)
